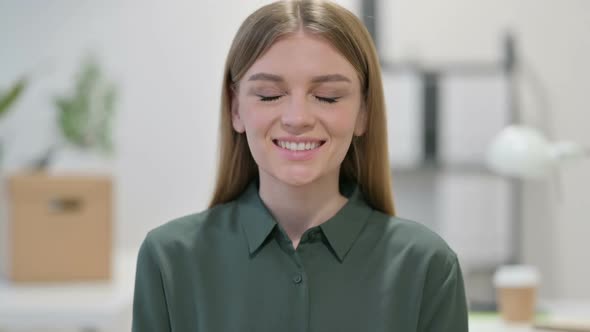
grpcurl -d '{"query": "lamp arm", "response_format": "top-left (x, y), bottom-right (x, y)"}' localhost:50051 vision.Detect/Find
top-left (549, 142), bottom-right (590, 161)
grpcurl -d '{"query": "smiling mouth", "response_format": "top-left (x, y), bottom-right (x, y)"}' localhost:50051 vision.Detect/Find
top-left (272, 139), bottom-right (327, 152)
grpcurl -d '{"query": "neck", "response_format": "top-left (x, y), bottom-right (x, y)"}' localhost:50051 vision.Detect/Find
top-left (258, 171), bottom-right (348, 249)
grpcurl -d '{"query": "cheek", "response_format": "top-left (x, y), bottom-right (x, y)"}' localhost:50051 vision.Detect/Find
top-left (239, 102), bottom-right (275, 134)
top-left (239, 105), bottom-right (278, 162)
top-left (322, 108), bottom-right (360, 137)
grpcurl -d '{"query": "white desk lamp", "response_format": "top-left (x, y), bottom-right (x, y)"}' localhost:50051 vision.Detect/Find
top-left (486, 126), bottom-right (590, 328)
top-left (487, 125), bottom-right (590, 179)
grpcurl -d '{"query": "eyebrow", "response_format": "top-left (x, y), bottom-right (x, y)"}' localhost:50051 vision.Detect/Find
top-left (248, 73), bottom-right (283, 82)
top-left (311, 74), bottom-right (351, 83)
top-left (247, 72), bottom-right (352, 84)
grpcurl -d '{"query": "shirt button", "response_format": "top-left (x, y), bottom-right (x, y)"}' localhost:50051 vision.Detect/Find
top-left (292, 273), bottom-right (303, 284)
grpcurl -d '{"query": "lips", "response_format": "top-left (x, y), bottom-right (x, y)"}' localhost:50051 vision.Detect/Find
top-left (272, 139), bottom-right (326, 151)
top-left (271, 138), bottom-right (326, 161)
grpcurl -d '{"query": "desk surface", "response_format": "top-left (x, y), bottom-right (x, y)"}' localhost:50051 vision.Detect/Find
top-left (469, 301), bottom-right (590, 332)
top-left (0, 249), bottom-right (137, 330)
top-left (1, 251), bottom-right (588, 331)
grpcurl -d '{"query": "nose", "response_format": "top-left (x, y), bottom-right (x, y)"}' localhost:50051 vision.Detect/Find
top-left (281, 94), bottom-right (315, 133)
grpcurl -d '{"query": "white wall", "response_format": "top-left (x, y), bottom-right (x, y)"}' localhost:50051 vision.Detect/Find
top-left (380, 0), bottom-right (590, 298)
top-left (0, 0), bottom-right (359, 252)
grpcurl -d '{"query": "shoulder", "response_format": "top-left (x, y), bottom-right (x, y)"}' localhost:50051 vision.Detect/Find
top-left (367, 210), bottom-right (458, 267)
top-left (140, 200), bottom-right (239, 258)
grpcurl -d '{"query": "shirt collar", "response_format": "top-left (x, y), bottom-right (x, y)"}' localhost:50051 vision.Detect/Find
top-left (319, 181), bottom-right (373, 261)
top-left (237, 180), bottom-right (277, 255)
top-left (237, 178), bottom-right (373, 262)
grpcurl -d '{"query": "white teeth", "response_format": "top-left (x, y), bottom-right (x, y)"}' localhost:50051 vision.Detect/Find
top-left (276, 140), bottom-right (321, 151)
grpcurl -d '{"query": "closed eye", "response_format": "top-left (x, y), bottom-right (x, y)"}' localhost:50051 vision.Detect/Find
top-left (257, 95), bottom-right (339, 104)
top-left (315, 96), bottom-right (340, 104)
top-left (258, 95), bottom-right (283, 102)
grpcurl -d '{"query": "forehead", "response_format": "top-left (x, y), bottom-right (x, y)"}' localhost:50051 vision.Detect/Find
top-left (242, 32), bottom-right (359, 85)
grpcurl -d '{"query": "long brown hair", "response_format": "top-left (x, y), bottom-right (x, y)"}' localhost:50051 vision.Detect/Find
top-left (209, 0), bottom-right (395, 216)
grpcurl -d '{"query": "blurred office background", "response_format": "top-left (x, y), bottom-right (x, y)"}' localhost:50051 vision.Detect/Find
top-left (0, 0), bottom-right (589, 331)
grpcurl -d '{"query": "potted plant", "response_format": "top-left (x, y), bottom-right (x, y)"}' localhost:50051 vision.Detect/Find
top-left (34, 54), bottom-right (117, 172)
top-left (3, 55), bottom-right (118, 282)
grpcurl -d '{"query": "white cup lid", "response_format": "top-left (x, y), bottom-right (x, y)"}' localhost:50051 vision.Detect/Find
top-left (493, 265), bottom-right (540, 288)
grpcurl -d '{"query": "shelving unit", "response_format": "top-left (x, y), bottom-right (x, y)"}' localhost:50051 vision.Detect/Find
top-left (362, 0), bottom-right (522, 310)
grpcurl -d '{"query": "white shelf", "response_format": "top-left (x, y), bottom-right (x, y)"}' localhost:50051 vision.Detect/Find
top-left (0, 249), bottom-right (138, 330)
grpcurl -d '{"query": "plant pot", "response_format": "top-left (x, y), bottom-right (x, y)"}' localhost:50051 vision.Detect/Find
top-left (1, 171), bottom-right (113, 282)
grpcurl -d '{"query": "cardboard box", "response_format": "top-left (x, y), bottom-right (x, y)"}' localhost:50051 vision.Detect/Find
top-left (1, 172), bottom-right (113, 282)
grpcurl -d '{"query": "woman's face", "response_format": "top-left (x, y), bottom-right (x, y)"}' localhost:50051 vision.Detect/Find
top-left (232, 32), bottom-right (366, 187)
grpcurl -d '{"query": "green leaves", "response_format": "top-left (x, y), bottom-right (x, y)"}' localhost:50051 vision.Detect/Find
top-left (54, 56), bottom-right (117, 155)
top-left (0, 77), bottom-right (27, 119)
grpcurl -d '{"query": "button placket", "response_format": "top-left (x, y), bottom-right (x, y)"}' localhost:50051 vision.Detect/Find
top-left (292, 272), bottom-right (303, 284)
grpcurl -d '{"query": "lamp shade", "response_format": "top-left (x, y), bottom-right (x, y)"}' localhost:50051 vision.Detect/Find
top-left (487, 126), bottom-right (554, 179)
top-left (487, 125), bottom-right (589, 179)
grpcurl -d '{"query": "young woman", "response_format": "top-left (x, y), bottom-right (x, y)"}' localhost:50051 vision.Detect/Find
top-left (132, 1), bottom-right (468, 331)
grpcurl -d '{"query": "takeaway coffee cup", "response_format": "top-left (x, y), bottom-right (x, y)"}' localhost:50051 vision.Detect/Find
top-left (493, 265), bottom-right (540, 323)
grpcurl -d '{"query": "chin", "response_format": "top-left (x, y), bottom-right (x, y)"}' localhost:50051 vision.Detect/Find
top-left (278, 174), bottom-right (318, 187)
top-left (280, 178), bottom-right (316, 187)
top-left (274, 168), bottom-right (322, 187)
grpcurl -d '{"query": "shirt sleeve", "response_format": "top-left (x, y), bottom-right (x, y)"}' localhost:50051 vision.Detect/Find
top-left (132, 233), bottom-right (172, 332)
top-left (418, 253), bottom-right (469, 332)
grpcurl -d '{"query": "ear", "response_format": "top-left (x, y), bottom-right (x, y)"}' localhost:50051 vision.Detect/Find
top-left (231, 87), bottom-right (245, 133)
top-left (353, 103), bottom-right (367, 136)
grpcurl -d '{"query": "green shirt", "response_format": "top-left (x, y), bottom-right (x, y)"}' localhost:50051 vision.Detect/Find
top-left (132, 180), bottom-right (468, 332)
